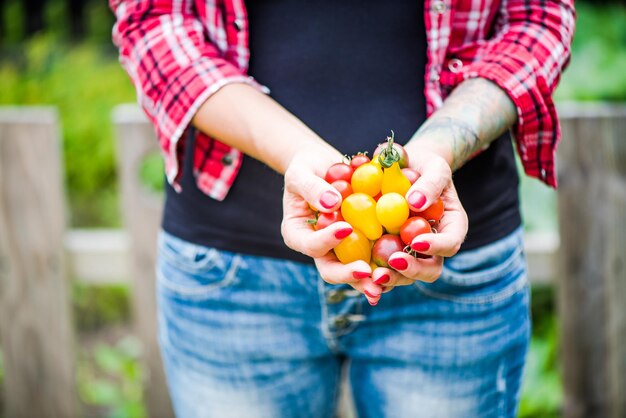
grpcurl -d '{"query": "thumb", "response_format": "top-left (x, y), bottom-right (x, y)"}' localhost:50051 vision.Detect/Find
top-left (286, 166), bottom-right (342, 212)
top-left (405, 157), bottom-right (451, 212)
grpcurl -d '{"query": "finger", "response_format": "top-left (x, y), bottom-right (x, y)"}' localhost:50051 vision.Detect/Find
top-left (387, 252), bottom-right (444, 283)
top-left (372, 266), bottom-right (419, 288)
top-left (409, 228), bottom-right (464, 258)
top-left (284, 220), bottom-right (354, 259)
top-left (314, 252), bottom-right (372, 285)
top-left (405, 158), bottom-right (451, 212)
top-left (406, 187), bottom-right (468, 258)
top-left (360, 276), bottom-right (384, 306)
top-left (286, 166), bottom-right (342, 212)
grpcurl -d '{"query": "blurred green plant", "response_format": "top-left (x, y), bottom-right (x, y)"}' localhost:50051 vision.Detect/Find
top-left (78, 336), bottom-right (146, 418)
top-left (0, 35), bottom-right (136, 227)
top-left (72, 282), bottom-right (131, 332)
top-left (139, 152), bottom-right (166, 195)
top-left (555, 3), bottom-right (626, 102)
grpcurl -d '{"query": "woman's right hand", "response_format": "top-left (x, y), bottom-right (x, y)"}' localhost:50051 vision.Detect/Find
top-left (281, 144), bottom-right (385, 305)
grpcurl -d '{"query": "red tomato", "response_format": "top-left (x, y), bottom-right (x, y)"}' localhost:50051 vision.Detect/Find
top-left (371, 234), bottom-right (405, 268)
top-left (350, 153), bottom-right (371, 170)
top-left (399, 216), bottom-right (431, 245)
top-left (373, 142), bottom-right (409, 168)
top-left (325, 163), bottom-right (354, 183)
top-left (401, 168), bottom-right (419, 185)
top-left (331, 180), bottom-right (353, 201)
top-left (415, 198), bottom-right (444, 222)
top-left (312, 211), bottom-right (344, 230)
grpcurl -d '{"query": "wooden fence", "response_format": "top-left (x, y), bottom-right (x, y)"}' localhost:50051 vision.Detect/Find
top-left (0, 103), bottom-right (624, 417)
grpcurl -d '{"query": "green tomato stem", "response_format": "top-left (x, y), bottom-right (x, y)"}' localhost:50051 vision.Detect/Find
top-left (378, 130), bottom-right (400, 168)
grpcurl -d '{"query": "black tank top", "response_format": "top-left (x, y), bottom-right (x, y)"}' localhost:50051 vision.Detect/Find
top-left (162, 0), bottom-right (521, 263)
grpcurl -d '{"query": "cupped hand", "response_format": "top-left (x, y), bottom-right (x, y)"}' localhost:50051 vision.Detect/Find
top-left (281, 144), bottom-right (384, 304)
top-left (371, 148), bottom-right (468, 290)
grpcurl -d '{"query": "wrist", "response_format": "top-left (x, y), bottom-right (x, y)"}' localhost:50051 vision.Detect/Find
top-left (406, 117), bottom-right (482, 171)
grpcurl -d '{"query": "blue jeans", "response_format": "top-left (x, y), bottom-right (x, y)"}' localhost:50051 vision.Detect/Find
top-left (156, 227), bottom-right (530, 418)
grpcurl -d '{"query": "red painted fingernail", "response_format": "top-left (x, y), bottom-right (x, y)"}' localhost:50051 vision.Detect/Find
top-left (408, 191), bottom-right (426, 210)
top-left (364, 289), bottom-right (380, 299)
top-left (353, 271), bottom-right (370, 279)
top-left (389, 258), bottom-right (408, 271)
top-left (411, 241), bottom-right (430, 252)
top-left (374, 274), bottom-right (390, 285)
top-left (320, 191), bottom-right (340, 209)
top-left (334, 227), bottom-right (353, 239)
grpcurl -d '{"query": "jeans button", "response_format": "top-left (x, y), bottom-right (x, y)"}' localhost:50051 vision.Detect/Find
top-left (332, 315), bottom-right (351, 329)
top-left (327, 289), bottom-right (346, 304)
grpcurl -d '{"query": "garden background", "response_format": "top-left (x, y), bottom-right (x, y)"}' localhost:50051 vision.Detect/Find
top-left (1, 0), bottom-right (626, 417)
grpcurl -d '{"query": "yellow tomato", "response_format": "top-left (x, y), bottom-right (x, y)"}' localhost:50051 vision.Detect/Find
top-left (334, 228), bottom-right (372, 264)
top-left (381, 162), bottom-right (412, 196)
top-left (376, 192), bottom-right (409, 234)
top-left (341, 193), bottom-right (383, 240)
top-left (351, 163), bottom-right (383, 197)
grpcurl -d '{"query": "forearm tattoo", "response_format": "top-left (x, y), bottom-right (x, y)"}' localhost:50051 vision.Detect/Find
top-left (412, 78), bottom-right (517, 171)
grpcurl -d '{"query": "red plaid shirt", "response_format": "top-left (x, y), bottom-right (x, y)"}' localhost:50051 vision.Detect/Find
top-left (111, 0), bottom-right (575, 198)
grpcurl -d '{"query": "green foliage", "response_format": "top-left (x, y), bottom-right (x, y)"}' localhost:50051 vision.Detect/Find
top-left (556, 3), bottom-right (626, 102)
top-left (139, 152), bottom-right (166, 195)
top-left (78, 336), bottom-right (146, 418)
top-left (72, 282), bottom-right (132, 333)
top-left (0, 35), bottom-right (136, 227)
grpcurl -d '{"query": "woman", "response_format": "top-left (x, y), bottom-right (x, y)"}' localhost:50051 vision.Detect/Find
top-left (111, 1), bottom-right (575, 417)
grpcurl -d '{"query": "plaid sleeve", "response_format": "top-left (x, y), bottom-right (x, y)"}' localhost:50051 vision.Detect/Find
top-left (110, 0), bottom-right (262, 190)
top-left (453, 0), bottom-right (575, 187)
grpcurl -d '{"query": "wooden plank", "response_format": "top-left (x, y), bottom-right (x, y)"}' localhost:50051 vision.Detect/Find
top-left (112, 104), bottom-right (174, 418)
top-left (0, 107), bottom-right (79, 417)
top-left (64, 229), bottom-right (131, 284)
top-left (556, 103), bottom-right (626, 418)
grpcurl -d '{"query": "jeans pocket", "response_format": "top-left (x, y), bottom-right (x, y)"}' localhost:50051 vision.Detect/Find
top-left (157, 231), bottom-right (241, 298)
top-left (412, 228), bottom-right (529, 304)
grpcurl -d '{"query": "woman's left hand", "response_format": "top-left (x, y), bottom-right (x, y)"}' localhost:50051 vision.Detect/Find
top-left (370, 147), bottom-right (468, 291)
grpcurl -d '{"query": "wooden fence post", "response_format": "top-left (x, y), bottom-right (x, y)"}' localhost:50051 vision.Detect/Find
top-left (557, 103), bottom-right (626, 418)
top-left (0, 107), bottom-right (79, 417)
top-left (112, 104), bottom-right (174, 418)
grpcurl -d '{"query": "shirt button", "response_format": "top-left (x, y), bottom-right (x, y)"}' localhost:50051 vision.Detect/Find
top-left (326, 289), bottom-right (346, 304)
top-left (432, 0), bottom-right (447, 14)
top-left (447, 58), bottom-right (463, 73)
top-left (429, 71), bottom-right (441, 82)
top-left (234, 19), bottom-right (244, 31)
top-left (221, 154), bottom-right (234, 166)
top-left (332, 315), bottom-right (351, 329)
top-left (540, 168), bottom-right (547, 179)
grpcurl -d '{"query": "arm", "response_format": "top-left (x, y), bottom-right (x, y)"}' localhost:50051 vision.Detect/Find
top-left (111, 0), bottom-right (385, 302)
top-left (372, 78), bottom-right (515, 288)
top-left (192, 84), bottom-right (384, 302)
top-left (373, 0), bottom-right (575, 290)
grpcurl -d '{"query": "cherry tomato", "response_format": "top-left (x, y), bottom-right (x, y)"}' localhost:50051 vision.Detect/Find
top-left (415, 198), bottom-right (445, 222)
top-left (376, 193), bottom-right (409, 234)
top-left (351, 163), bottom-right (383, 197)
top-left (371, 234), bottom-right (405, 268)
top-left (312, 211), bottom-right (344, 231)
top-left (341, 193), bottom-right (383, 241)
top-left (325, 162), bottom-right (354, 184)
top-left (401, 167), bottom-right (419, 185)
top-left (334, 228), bottom-right (371, 264)
top-left (350, 153), bottom-right (371, 170)
top-left (373, 142), bottom-right (409, 169)
top-left (381, 162), bottom-right (411, 196)
top-left (330, 180), bottom-right (353, 201)
top-left (399, 216), bottom-right (431, 245)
